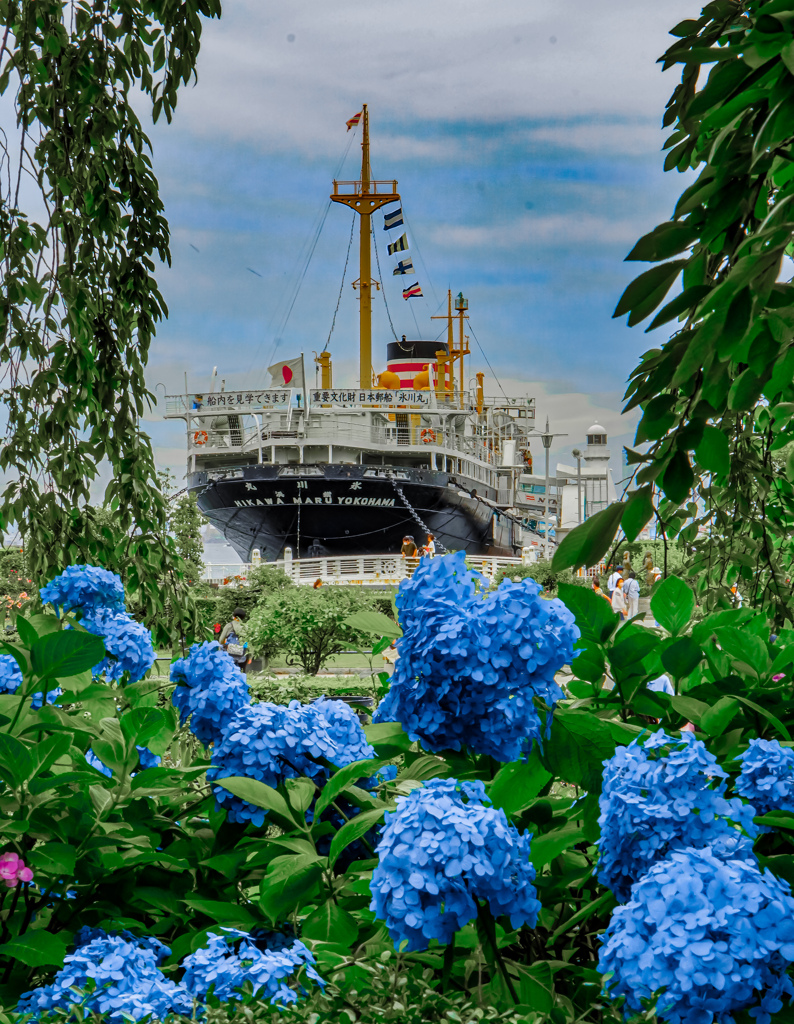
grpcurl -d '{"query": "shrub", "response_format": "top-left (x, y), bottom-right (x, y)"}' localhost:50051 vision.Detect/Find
top-left (492, 559), bottom-right (589, 592)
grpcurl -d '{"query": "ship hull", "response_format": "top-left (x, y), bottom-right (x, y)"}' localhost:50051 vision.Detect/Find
top-left (190, 464), bottom-right (518, 561)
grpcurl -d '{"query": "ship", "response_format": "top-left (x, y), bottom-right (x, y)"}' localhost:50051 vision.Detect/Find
top-left (164, 107), bottom-right (541, 562)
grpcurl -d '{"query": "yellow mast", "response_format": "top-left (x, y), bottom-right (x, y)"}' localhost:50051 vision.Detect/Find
top-left (331, 105), bottom-right (400, 388)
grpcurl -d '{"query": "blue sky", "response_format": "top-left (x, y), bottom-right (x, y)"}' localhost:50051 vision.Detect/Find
top-left (143, 0), bottom-right (696, 499)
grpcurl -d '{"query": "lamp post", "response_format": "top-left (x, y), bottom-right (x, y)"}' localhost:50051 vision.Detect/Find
top-left (539, 417), bottom-right (567, 561)
top-left (571, 448), bottom-right (583, 525)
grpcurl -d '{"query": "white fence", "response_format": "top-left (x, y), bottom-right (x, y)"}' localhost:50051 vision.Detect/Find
top-left (202, 552), bottom-right (536, 587)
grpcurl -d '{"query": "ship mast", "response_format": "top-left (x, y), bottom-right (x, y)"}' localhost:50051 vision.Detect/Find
top-left (331, 105), bottom-right (400, 388)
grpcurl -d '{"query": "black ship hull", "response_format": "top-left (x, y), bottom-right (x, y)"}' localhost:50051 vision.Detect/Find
top-left (190, 464), bottom-right (520, 562)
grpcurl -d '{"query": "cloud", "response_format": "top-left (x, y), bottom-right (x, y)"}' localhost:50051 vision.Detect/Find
top-left (432, 212), bottom-right (643, 251)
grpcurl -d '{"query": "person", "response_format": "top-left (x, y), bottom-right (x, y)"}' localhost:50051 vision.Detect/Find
top-left (624, 570), bottom-right (641, 620)
top-left (307, 538), bottom-right (325, 557)
top-left (592, 581), bottom-right (611, 605)
top-left (423, 533), bottom-right (436, 558)
top-left (401, 535), bottom-right (417, 558)
top-left (220, 607), bottom-right (249, 672)
top-left (611, 578), bottom-right (626, 620)
top-left (312, 578), bottom-right (323, 589)
top-left (607, 565), bottom-right (621, 598)
top-left (731, 584), bottom-right (743, 608)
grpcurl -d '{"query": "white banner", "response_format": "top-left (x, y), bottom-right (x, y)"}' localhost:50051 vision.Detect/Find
top-left (309, 388), bottom-right (430, 407)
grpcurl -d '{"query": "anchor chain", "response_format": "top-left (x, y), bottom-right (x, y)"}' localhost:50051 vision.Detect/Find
top-left (388, 473), bottom-right (446, 553)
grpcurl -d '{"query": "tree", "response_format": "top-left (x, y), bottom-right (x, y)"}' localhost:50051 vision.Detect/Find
top-left (167, 494), bottom-right (205, 585)
top-left (555, 0), bottom-right (794, 623)
top-left (0, 0), bottom-right (221, 646)
top-left (245, 587), bottom-right (378, 675)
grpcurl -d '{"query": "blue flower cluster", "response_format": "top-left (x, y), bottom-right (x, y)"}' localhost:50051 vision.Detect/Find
top-left (40, 565), bottom-right (125, 615)
top-left (599, 843), bottom-right (794, 1024)
top-left (209, 698), bottom-right (377, 825)
top-left (18, 927), bottom-right (326, 1019)
top-left (17, 931), bottom-right (191, 1023)
top-left (596, 730), bottom-right (757, 902)
top-left (374, 552), bottom-right (578, 760)
top-left (180, 929), bottom-right (325, 1007)
top-left (737, 738), bottom-right (794, 817)
top-left (82, 609), bottom-right (156, 683)
top-left (171, 641), bottom-right (250, 746)
top-left (370, 777), bottom-right (540, 951)
top-left (0, 653), bottom-right (60, 709)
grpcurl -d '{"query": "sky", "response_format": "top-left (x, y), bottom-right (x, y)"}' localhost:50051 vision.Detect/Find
top-left (140, 0), bottom-right (698, 555)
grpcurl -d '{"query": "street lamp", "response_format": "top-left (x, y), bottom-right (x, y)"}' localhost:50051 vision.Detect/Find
top-left (541, 418), bottom-right (554, 561)
top-left (571, 448), bottom-right (583, 525)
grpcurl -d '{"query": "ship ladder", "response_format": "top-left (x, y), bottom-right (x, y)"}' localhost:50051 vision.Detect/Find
top-left (387, 473), bottom-right (446, 554)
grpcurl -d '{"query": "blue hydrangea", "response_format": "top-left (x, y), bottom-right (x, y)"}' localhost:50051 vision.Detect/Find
top-left (171, 641), bottom-right (250, 746)
top-left (370, 777), bottom-right (540, 951)
top-left (82, 608), bottom-right (155, 683)
top-left (85, 746), bottom-right (160, 777)
top-left (180, 929), bottom-right (325, 1007)
top-left (597, 729), bottom-right (758, 903)
top-left (374, 552), bottom-right (578, 761)
top-left (209, 698), bottom-right (376, 825)
top-left (17, 932), bottom-right (191, 1023)
top-left (737, 738), bottom-right (794, 817)
top-left (40, 565), bottom-right (126, 616)
top-left (0, 654), bottom-right (60, 708)
top-left (599, 843), bottom-right (794, 1024)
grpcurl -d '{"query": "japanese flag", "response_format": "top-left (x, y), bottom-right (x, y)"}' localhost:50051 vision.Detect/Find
top-left (267, 357), bottom-right (304, 388)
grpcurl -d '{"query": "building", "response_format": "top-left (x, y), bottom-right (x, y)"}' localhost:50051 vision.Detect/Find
top-left (556, 424), bottom-right (618, 532)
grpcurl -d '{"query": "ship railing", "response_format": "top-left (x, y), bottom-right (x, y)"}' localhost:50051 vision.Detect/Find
top-left (201, 552), bottom-right (537, 587)
top-left (332, 179), bottom-right (399, 196)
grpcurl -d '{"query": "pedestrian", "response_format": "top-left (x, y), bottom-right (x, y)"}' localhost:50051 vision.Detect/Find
top-left (731, 584), bottom-right (743, 608)
top-left (611, 578), bottom-right (626, 620)
top-left (400, 535), bottom-right (417, 559)
top-left (607, 564), bottom-right (621, 598)
top-left (592, 580), bottom-right (612, 605)
top-left (423, 533), bottom-right (436, 558)
top-left (624, 570), bottom-right (641, 620)
top-left (220, 607), bottom-right (249, 673)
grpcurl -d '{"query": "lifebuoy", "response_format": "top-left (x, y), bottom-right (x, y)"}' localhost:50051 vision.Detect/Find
top-left (193, 430), bottom-right (208, 446)
top-left (420, 428), bottom-right (436, 444)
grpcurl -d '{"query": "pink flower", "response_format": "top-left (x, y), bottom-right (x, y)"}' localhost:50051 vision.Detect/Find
top-left (773, 673), bottom-right (786, 682)
top-left (0, 851), bottom-right (32, 887)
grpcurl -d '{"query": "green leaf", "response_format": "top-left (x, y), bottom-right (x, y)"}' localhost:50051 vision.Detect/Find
top-left (30, 631), bottom-right (105, 679)
top-left (713, 627), bottom-right (771, 679)
top-left (214, 777), bottom-right (303, 831)
top-left (651, 575), bottom-right (695, 636)
top-left (700, 696), bottom-right (740, 738)
top-left (669, 694), bottom-right (709, 724)
top-left (613, 260), bottom-right (688, 326)
top-left (660, 636), bottom-right (704, 678)
top-left (27, 843), bottom-right (77, 878)
top-left (182, 897), bottom-right (258, 927)
top-left (734, 695), bottom-right (790, 740)
top-left (284, 778), bottom-right (317, 815)
top-left (530, 823), bottom-right (585, 868)
top-left (558, 583), bottom-right (618, 644)
top-left (728, 367), bottom-right (764, 412)
top-left (16, 616), bottom-right (38, 647)
top-left (608, 629), bottom-right (660, 683)
top-left (661, 448), bottom-right (694, 504)
top-left (343, 611), bottom-right (402, 638)
top-left (622, 486), bottom-right (655, 542)
top-left (314, 758), bottom-right (387, 819)
top-left (489, 752), bottom-right (552, 815)
top-left (625, 220), bottom-right (699, 262)
top-left (0, 931), bottom-right (68, 968)
top-left (542, 711), bottom-right (616, 793)
top-left (551, 503), bottom-right (626, 571)
top-left (329, 807), bottom-right (386, 867)
top-left (514, 961), bottom-right (554, 1014)
top-left (570, 643), bottom-right (606, 683)
top-left (401, 754), bottom-right (450, 781)
top-left (0, 734), bottom-right (35, 788)
top-left (696, 425), bottom-right (731, 476)
top-left (647, 284), bottom-right (712, 330)
top-left (302, 900), bottom-right (359, 947)
top-left (362, 721), bottom-right (413, 756)
top-left (259, 854), bottom-right (324, 923)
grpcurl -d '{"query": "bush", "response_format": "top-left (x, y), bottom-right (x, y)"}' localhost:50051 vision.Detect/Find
top-left (196, 566), bottom-right (296, 638)
top-left (245, 586), bottom-right (379, 675)
top-left (492, 559), bottom-right (589, 592)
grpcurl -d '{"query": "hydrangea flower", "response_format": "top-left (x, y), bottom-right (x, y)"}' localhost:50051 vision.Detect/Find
top-left (370, 777), bottom-right (540, 951)
top-left (0, 653), bottom-right (60, 709)
top-left (17, 932), bottom-right (191, 1023)
top-left (737, 738), bottom-right (794, 817)
top-left (209, 698), bottom-right (376, 825)
top-left (599, 843), bottom-right (794, 1024)
top-left (82, 608), bottom-right (155, 683)
top-left (40, 565), bottom-right (126, 616)
top-left (180, 929), bottom-right (325, 1007)
top-left (0, 851), bottom-right (32, 887)
top-left (597, 729), bottom-right (758, 902)
top-left (171, 641), bottom-right (250, 746)
top-left (374, 552), bottom-right (578, 760)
